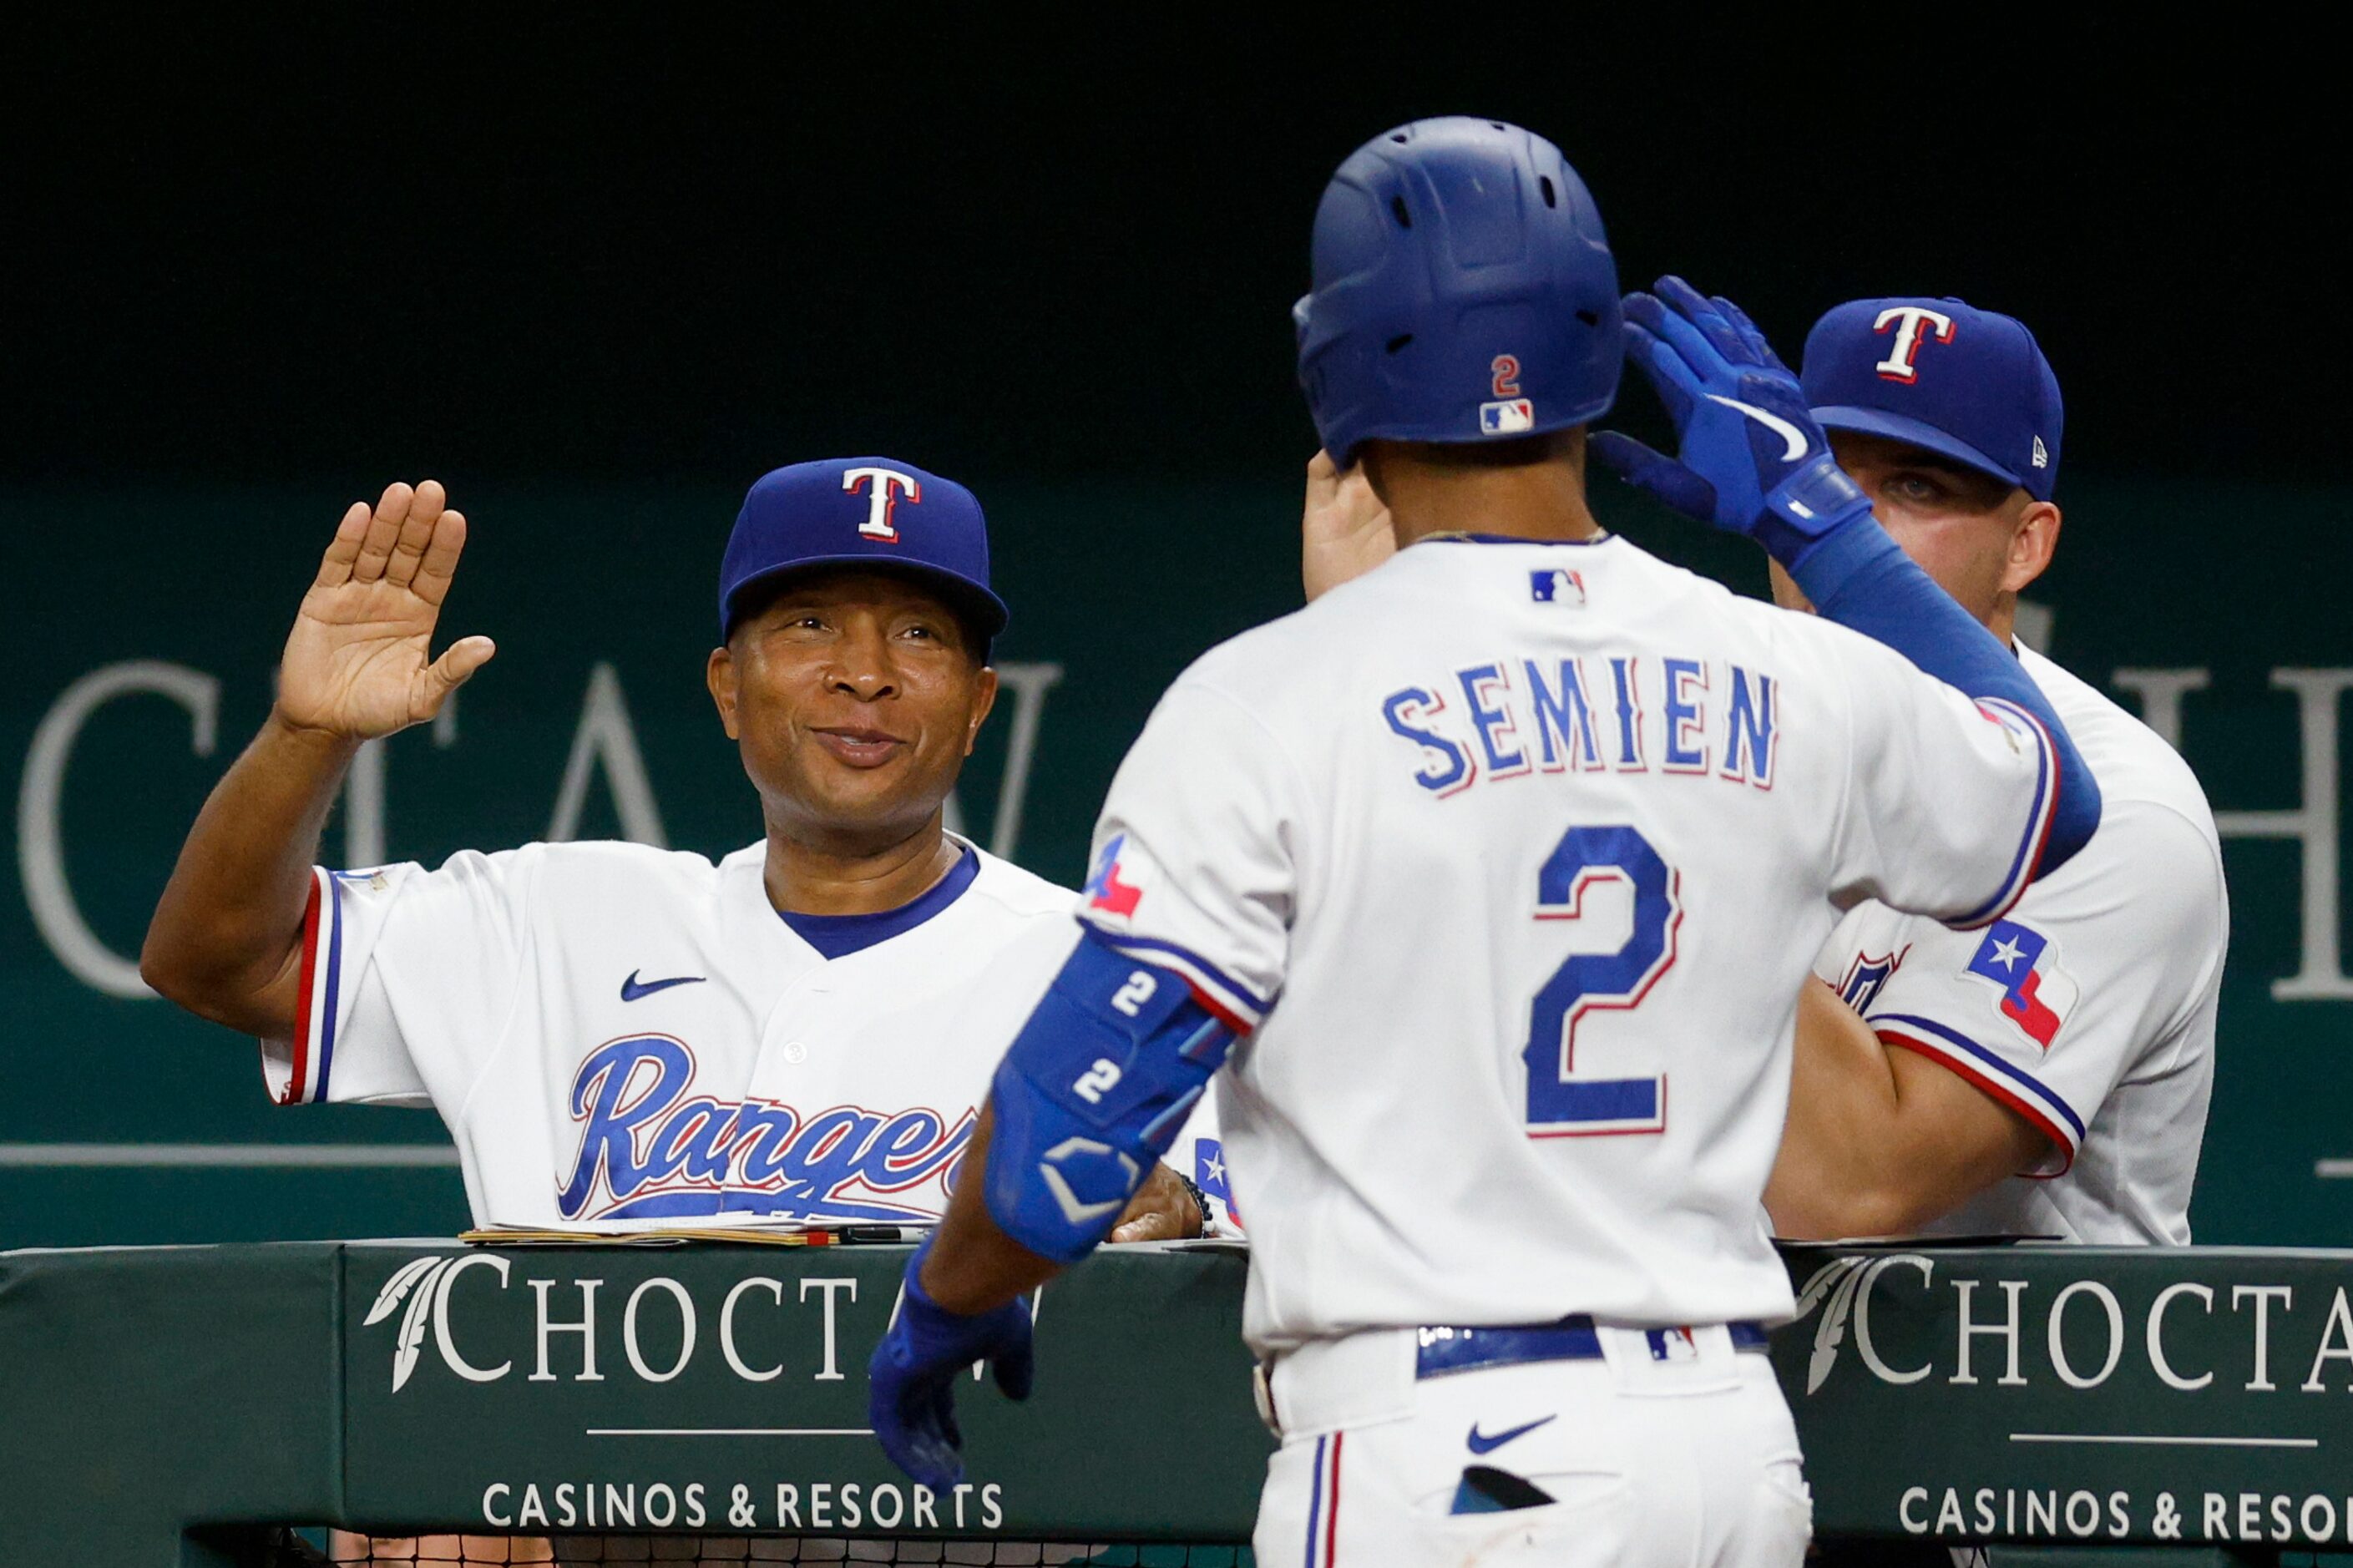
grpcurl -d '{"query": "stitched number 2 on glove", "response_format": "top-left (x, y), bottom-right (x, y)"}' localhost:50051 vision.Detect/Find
top-left (1523, 824), bottom-right (1679, 1136)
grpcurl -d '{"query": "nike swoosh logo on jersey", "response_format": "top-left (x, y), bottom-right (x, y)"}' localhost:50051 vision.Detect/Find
top-left (1703, 392), bottom-right (1810, 461)
top-left (620, 970), bottom-right (707, 1003)
top-left (1465, 1414), bottom-right (1557, 1454)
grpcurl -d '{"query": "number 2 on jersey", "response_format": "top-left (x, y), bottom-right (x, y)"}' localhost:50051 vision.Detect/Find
top-left (1524, 823), bottom-right (1681, 1136)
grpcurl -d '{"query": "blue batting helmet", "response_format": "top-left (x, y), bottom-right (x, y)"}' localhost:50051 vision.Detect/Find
top-left (1293, 117), bottom-right (1623, 468)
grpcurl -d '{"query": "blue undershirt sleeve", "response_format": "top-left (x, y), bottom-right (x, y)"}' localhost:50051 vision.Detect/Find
top-left (981, 925), bottom-right (1240, 1263)
top-left (1788, 518), bottom-right (2101, 875)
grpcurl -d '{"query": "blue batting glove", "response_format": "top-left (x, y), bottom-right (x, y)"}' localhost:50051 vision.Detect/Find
top-left (1591, 276), bottom-right (1877, 569)
top-left (867, 1241), bottom-right (1035, 1491)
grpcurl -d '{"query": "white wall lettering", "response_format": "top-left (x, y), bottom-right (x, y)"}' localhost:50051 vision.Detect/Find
top-left (941, 660), bottom-right (1062, 859)
top-left (529, 1279), bottom-right (604, 1382)
top-left (430, 1253), bottom-right (514, 1382)
top-left (18, 660), bottom-right (218, 997)
top-left (621, 1277), bottom-right (697, 1383)
top-left (2116, 666), bottom-right (2353, 1000)
top-left (799, 1276), bottom-right (856, 1381)
top-left (549, 663), bottom-right (667, 847)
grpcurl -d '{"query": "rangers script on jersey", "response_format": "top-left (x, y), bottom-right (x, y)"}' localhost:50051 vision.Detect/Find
top-left (261, 836), bottom-right (1226, 1228)
top-left (1814, 643), bottom-right (2224, 1243)
top-left (1074, 534), bottom-right (2066, 1353)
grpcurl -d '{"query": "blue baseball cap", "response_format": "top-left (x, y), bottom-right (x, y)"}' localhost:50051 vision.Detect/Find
top-left (1799, 297), bottom-right (2064, 501)
top-left (717, 457), bottom-right (1009, 644)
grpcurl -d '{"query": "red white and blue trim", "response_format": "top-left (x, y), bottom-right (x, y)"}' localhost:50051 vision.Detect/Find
top-left (1870, 1011), bottom-right (2083, 1175)
top-left (1950, 698), bottom-right (2059, 930)
top-left (278, 867), bottom-right (345, 1106)
top-left (1302, 1431), bottom-right (1343, 1568)
top-left (1083, 928), bottom-right (1270, 1033)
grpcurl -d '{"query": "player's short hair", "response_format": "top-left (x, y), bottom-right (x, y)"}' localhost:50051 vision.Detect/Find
top-left (1367, 428), bottom-right (1581, 471)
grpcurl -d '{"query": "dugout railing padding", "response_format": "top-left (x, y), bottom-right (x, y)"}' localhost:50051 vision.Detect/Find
top-left (5, 1239), bottom-right (2350, 1563)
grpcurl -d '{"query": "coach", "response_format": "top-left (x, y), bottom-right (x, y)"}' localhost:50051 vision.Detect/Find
top-left (140, 458), bottom-right (1206, 1240)
top-left (1761, 300), bottom-right (2226, 1244)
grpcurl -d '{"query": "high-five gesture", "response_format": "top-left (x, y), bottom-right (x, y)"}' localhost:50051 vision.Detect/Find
top-left (1591, 276), bottom-right (1875, 569)
top-left (276, 481), bottom-right (496, 740)
top-left (144, 479), bottom-right (496, 1036)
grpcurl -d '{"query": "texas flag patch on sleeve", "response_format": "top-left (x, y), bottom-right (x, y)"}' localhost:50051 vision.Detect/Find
top-left (1961, 918), bottom-right (2079, 1050)
top-left (1081, 832), bottom-right (1144, 919)
top-left (1194, 1136), bottom-right (1242, 1229)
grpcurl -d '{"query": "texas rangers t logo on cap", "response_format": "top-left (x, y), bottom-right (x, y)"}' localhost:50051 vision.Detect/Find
top-left (842, 466), bottom-right (921, 542)
top-left (1873, 306), bottom-right (1956, 384)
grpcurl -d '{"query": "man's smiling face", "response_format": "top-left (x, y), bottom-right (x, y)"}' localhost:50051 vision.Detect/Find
top-left (708, 568), bottom-right (997, 856)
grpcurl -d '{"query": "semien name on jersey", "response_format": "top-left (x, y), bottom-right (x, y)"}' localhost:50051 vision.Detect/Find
top-left (1381, 653), bottom-right (1779, 797)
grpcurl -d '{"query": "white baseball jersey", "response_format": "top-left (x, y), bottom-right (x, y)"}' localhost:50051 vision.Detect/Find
top-left (262, 834), bottom-right (1143, 1228)
top-left (1074, 534), bottom-right (2065, 1356)
top-left (1812, 644), bottom-right (2224, 1243)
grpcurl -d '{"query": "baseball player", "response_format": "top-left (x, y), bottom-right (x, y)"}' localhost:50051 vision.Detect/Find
top-left (139, 458), bottom-right (1210, 1242)
top-left (1760, 300), bottom-right (2224, 1245)
top-left (866, 117), bottom-right (2103, 1565)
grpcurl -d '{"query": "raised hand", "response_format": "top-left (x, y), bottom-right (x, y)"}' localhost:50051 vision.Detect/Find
top-left (1591, 276), bottom-right (1875, 567)
top-left (276, 481), bottom-right (497, 741)
top-left (1301, 449), bottom-right (1396, 601)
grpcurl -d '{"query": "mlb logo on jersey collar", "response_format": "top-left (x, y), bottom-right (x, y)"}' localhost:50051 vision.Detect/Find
top-left (1530, 569), bottom-right (1586, 605)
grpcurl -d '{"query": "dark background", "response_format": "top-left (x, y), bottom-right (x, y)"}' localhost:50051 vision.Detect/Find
top-left (8, 13), bottom-right (2340, 490)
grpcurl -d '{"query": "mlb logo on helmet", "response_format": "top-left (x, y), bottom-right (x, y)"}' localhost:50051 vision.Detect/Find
top-left (1480, 398), bottom-right (1536, 434)
top-left (1799, 296), bottom-right (2065, 503)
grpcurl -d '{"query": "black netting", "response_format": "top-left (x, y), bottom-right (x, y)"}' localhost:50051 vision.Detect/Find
top-left (250, 1532), bottom-right (1250, 1568)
